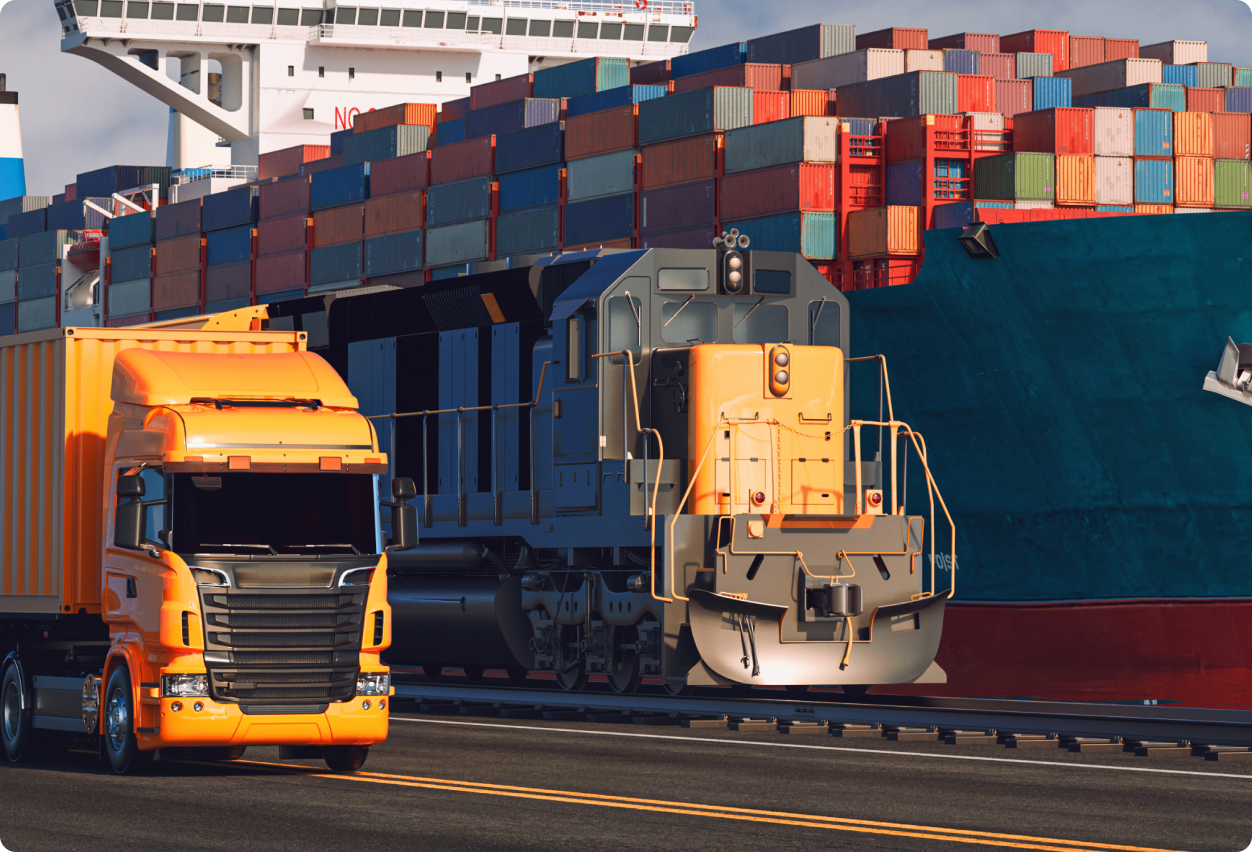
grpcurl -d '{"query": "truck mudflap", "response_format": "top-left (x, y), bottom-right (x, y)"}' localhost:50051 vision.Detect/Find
top-left (686, 588), bottom-right (951, 686)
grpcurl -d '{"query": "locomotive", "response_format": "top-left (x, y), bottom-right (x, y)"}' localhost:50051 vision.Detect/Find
top-left (269, 246), bottom-right (955, 694)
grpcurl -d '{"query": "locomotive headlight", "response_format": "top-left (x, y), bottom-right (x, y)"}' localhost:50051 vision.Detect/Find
top-left (357, 673), bottom-right (390, 696)
top-left (728, 256), bottom-right (742, 270)
top-left (768, 345), bottom-right (791, 396)
top-left (162, 674), bottom-right (209, 697)
top-left (774, 370), bottom-right (789, 385)
top-left (773, 351), bottom-right (789, 367)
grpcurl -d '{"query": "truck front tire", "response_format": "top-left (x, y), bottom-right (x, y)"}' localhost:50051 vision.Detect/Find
top-left (1, 662), bottom-right (35, 763)
top-left (103, 666), bottom-right (153, 775)
top-left (323, 745), bottom-right (369, 773)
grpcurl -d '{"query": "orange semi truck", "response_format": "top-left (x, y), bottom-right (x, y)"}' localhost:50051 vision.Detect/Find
top-left (0, 309), bottom-right (417, 774)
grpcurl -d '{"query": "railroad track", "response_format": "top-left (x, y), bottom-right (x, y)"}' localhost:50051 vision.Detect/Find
top-left (392, 676), bottom-right (1252, 762)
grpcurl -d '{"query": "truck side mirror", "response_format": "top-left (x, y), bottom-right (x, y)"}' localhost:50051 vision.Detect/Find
top-left (114, 475), bottom-right (145, 550)
top-left (384, 477), bottom-right (418, 552)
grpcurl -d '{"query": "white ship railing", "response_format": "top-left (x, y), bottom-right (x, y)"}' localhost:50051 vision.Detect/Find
top-left (173, 165), bottom-right (258, 185)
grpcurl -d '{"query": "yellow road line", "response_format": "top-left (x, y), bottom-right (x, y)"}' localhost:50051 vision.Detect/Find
top-left (208, 758), bottom-right (1189, 852)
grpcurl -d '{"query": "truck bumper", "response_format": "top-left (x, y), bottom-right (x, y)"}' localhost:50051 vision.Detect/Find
top-left (143, 695), bottom-right (390, 751)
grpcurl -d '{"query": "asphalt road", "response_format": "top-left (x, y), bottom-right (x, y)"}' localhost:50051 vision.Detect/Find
top-left (1, 706), bottom-right (1250, 852)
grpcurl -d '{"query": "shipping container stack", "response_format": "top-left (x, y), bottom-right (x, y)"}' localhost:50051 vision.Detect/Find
top-left (359, 107), bottom-right (434, 288)
top-left (146, 197), bottom-right (201, 327)
top-left (254, 144), bottom-right (331, 302)
top-left (104, 207), bottom-right (156, 327)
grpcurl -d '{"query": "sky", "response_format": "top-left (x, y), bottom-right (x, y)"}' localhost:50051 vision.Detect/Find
top-left (3, 0), bottom-right (1252, 196)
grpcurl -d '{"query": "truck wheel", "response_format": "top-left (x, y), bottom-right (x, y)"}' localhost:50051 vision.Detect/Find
top-left (2, 662), bottom-right (36, 763)
top-left (103, 666), bottom-right (153, 775)
top-left (215, 746), bottom-right (247, 761)
top-left (323, 745), bottom-right (369, 773)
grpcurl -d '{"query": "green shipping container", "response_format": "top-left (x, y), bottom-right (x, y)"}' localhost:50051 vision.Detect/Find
top-left (722, 212), bottom-right (836, 260)
top-left (974, 152), bottom-right (1056, 201)
top-left (1235, 68), bottom-right (1252, 88)
top-left (1214, 159), bottom-right (1252, 208)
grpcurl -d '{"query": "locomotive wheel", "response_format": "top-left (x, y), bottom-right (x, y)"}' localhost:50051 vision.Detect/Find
top-left (553, 625), bottom-right (588, 691)
top-left (422, 664), bottom-right (444, 682)
top-left (506, 667), bottom-right (529, 684)
top-left (607, 626), bottom-right (641, 694)
top-left (462, 666), bottom-right (485, 683)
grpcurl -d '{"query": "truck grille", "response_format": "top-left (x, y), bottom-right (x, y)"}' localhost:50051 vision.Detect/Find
top-left (198, 588), bottom-right (365, 704)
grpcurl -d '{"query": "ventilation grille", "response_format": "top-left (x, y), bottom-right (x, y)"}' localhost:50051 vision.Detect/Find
top-left (424, 284), bottom-right (494, 331)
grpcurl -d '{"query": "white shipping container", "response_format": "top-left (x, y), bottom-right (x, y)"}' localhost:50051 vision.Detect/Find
top-left (1013, 200), bottom-right (1055, 209)
top-left (791, 49), bottom-right (905, 90)
top-left (1095, 156), bottom-right (1133, 206)
top-left (723, 116), bottom-right (839, 174)
top-left (1139, 40), bottom-right (1207, 65)
top-left (1093, 107), bottom-right (1134, 157)
top-left (965, 112), bottom-right (1006, 130)
top-left (905, 50), bottom-right (944, 72)
top-left (1173, 207), bottom-right (1212, 213)
top-left (1057, 58), bottom-right (1162, 97)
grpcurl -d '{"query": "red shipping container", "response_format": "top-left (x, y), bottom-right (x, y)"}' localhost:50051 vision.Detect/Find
top-left (639, 180), bottom-right (717, 233)
top-left (857, 27), bottom-right (928, 51)
top-left (64, 183), bottom-right (77, 202)
top-left (256, 250), bottom-right (307, 295)
top-left (928, 33), bottom-right (1000, 53)
top-left (752, 91), bottom-right (790, 124)
top-left (303, 155), bottom-right (344, 177)
top-left (430, 136), bottom-right (495, 186)
top-left (1068, 36), bottom-right (1105, 69)
top-left (204, 261), bottom-right (252, 303)
top-left (884, 114), bottom-right (963, 164)
top-left (789, 89), bottom-right (829, 117)
top-left (566, 106), bottom-right (637, 160)
top-left (1187, 87), bottom-right (1225, 113)
top-left (156, 197), bottom-right (203, 239)
top-left (364, 191), bottom-right (425, 237)
top-left (312, 204), bottom-right (364, 247)
top-left (152, 270), bottom-right (200, 311)
top-left (439, 97), bottom-right (472, 124)
top-left (1000, 29), bottom-right (1070, 72)
top-left (640, 225), bottom-right (719, 249)
top-left (1013, 107), bottom-right (1094, 155)
top-left (1213, 112), bottom-right (1251, 160)
top-left (471, 74), bottom-right (533, 110)
top-left (1104, 38), bottom-right (1139, 61)
top-left (995, 79), bottom-right (1034, 117)
top-left (370, 151), bottom-right (431, 195)
top-left (957, 75), bottom-right (996, 113)
top-left (671, 64), bottom-right (786, 95)
top-left (154, 235), bottom-right (202, 275)
top-left (257, 213), bottom-right (309, 256)
top-left (980, 53), bottom-right (1017, 80)
top-left (354, 103), bottom-right (437, 134)
top-left (260, 177), bottom-right (311, 220)
top-left (720, 163), bottom-right (834, 220)
top-left (641, 134), bottom-right (721, 190)
top-left (631, 59), bottom-right (671, 85)
top-left (259, 144), bottom-right (331, 180)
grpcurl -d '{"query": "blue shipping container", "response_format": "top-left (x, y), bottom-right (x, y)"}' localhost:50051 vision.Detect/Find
top-left (1134, 109), bottom-right (1173, 157)
top-left (108, 212), bottom-right (155, 250)
top-left (363, 229), bottom-right (423, 277)
top-left (498, 164), bottom-right (563, 213)
top-left (841, 118), bottom-right (878, 136)
top-left (311, 163), bottom-right (370, 211)
top-left (887, 160), bottom-right (924, 206)
top-left (1134, 159), bottom-right (1174, 203)
top-left (202, 185), bottom-right (259, 232)
top-left (931, 201), bottom-right (1013, 230)
top-left (637, 87), bottom-right (753, 146)
top-left (330, 128), bottom-right (353, 157)
top-left (1032, 77), bottom-right (1072, 111)
top-left (1161, 64), bottom-right (1197, 87)
top-left (76, 165), bottom-right (144, 199)
top-left (533, 57), bottom-right (630, 99)
top-left (110, 245), bottom-right (152, 282)
top-left (310, 242), bottom-right (362, 286)
top-left (670, 42), bottom-right (746, 79)
top-left (566, 85), bottom-right (668, 119)
top-left (436, 118), bottom-right (466, 146)
top-left (17, 263), bottom-right (58, 301)
top-left (6, 209), bottom-right (46, 239)
top-left (205, 224), bottom-right (253, 267)
top-left (1224, 87), bottom-right (1252, 113)
top-left (426, 176), bottom-right (494, 226)
top-left (495, 122), bottom-right (565, 174)
top-left (496, 206), bottom-right (560, 257)
top-left (722, 212), bottom-right (836, 260)
top-left (943, 49), bottom-right (979, 75)
top-left (464, 98), bottom-right (561, 141)
top-left (1096, 205), bottom-right (1135, 212)
top-left (1072, 83), bottom-right (1186, 112)
top-left (46, 200), bottom-right (84, 231)
top-left (563, 193), bottom-right (634, 246)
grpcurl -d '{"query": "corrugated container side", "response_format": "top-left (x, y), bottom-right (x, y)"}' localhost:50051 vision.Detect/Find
top-left (1193, 62), bottom-right (1233, 88)
top-left (565, 106), bottom-right (636, 160)
top-left (430, 136), bottom-right (495, 186)
top-left (724, 116), bottom-right (839, 173)
top-left (974, 152), bottom-right (1056, 200)
top-left (426, 176), bottom-right (494, 226)
top-left (204, 262), bottom-right (252, 303)
top-left (330, 128), bottom-right (352, 157)
top-left (364, 191), bottom-right (424, 237)
top-left (310, 242), bottom-right (363, 285)
top-left (905, 50), bottom-right (944, 72)
top-left (566, 85), bottom-right (668, 119)
top-left (1134, 158), bottom-right (1174, 203)
top-left (109, 245), bottom-right (153, 282)
top-left (354, 103), bottom-right (438, 134)
top-left (1226, 88), bottom-right (1252, 114)
top-left (202, 185), bottom-right (259, 232)
top-left (566, 150), bottom-right (637, 202)
top-left (1073, 83), bottom-right (1186, 112)
top-left (303, 155), bottom-right (345, 177)
top-left (957, 75), bottom-right (995, 112)
top-left (436, 118), bottom-right (466, 146)
top-left (640, 226), bottom-right (719, 250)
top-left (1174, 112), bottom-right (1214, 157)
top-left (498, 164), bottom-right (562, 213)
top-left (0, 239), bottom-right (17, 272)
top-left (1013, 108), bottom-right (1094, 155)
top-left (463, 98), bottom-right (561, 140)
top-left (259, 144), bottom-right (331, 180)
top-left (746, 24), bottom-right (855, 64)
top-left (857, 28), bottom-right (928, 51)
top-left (343, 124), bottom-right (431, 166)
top-left (886, 160), bottom-right (924, 205)
top-left (1161, 64), bottom-right (1197, 87)
top-left (439, 97), bottom-right (472, 124)
top-left (633, 181), bottom-right (714, 236)
top-left (257, 212), bottom-right (309, 255)
top-left (46, 200), bottom-right (84, 231)
top-left (641, 134), bottom-right (720, 189)
top-left (1002, 30), bottom-right (1069, 71)
top-left (834, 71), bottom-right (958, 118)
top-left (1015, 53), bottom-right (1054, 79)
top-left (17, 263), bottom-right (60, 301)
top-left (1105, 39), bottom-right (1139, 61)
top-left (981, 53), bottom-right (1016, 80)
top-left (1057, 58), bottom-right (1162, 97)
top-left (928, 33), bottom-right (1000, 52)
top-left (1095, 156), bottom-right (1134, 205)
top-left (789, 89), bottom-right (830, 117)
top-left (1213, 112), bottom-right (1252, 160)
top-left (369, 151), bottom-right (431, 195)
top-left (722, 211), bottom-right (836, 259)
top-left (719, 163), bottom-right (835, 219)
top-left (791, 49), bottom-right (904, 90)
top-left (1068, 36), bottom-right (1105, 68)
top-left (631, 59), bottom-right (671, 85)
top-left (17, 297), bottom-right (58, 332)
top-left (1236, 68), bottom-right (1252, 87)
top-left (670, 43), bottom-right (746, 79)
top-left (931, 200), bottom-right (1011, 228)
top-left (310, 162), bottom-right (370, 210)
top-left (1135, 108), bottom-right (1174, 157)
top-left (472, 75), bottom-right (533, 111)
top-left (6, 209), bottom-right (47, 240)
top-left (259, 177), bottom-right (311, 220)
top-left (846, 205), bottom-right (921, 258)
top-left (205, 224), bottom-right (254, 267)
top-left (533, 56), bottom-right (629, 98)
top-left (996, 79), bottom-right (1033, 116)
top-left (753, 91), bottom-right (790, 124)
top-left (495, 207), bottom-right (560, 257)
top-left (256, 250), bottom-right (306, 295)
top-left (1056, 154), bottom-right (1096, 205)
top-left (637, 87), bottom-right (753, 145)
top-left (363, 229), bottom-right (424, 277)
top-left (1187, 87), bottom-right (1225, 113)
top-left (152, 269), bottom-right (201, 311)
top-left (154, 234), bottom-right (202, 275)
top-left (312, 203), bottom-right (364, 247)
top-left (943, 49), bottom-right (980, 75)
top-left (107, 212), bottom-right (156, 251)
top-left (562, 193), bottom-right (634, 246)
top-left (1214, 158), bottom-right (1252, 206)
top-left (672, 64), bottom-right (784, 95)
top-left (425, 219), bottom-right (492, 267)
top-left (1032, 77), bottom-right (1072, 110)
top-left (107, 278), bottom-right (152, 317)
top-left (495, 123), bottom-right (565, 174)
top-left (18, 231), bottom-right (74, 267)
top-left (1175, 155), bottom-right (1215, 207)
top-left (1139, 41), bottom-right (1207, 65)
top-left (1093, 108), bottom-right (1134, 156)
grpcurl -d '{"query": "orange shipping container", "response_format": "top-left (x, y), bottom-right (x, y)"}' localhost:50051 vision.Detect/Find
top-left (152, 269), bottom-right (200, 311)
top-left (957, 74), bottom-right (995, 112)
top-left (353, 102), bottom-right (438, 134)
top-left (847, 206), bottom-right (921, 259)
top-left (789, 89), bottom-right (830, 117)
top-left (753, 90), bottom-right (790, 124)
top-left (1104, 38), bottom-right (1139, 61)
top-left (1213, 112), bottom-right (1252, 160)
top-left (154, 234), bottom-right (202, 275)
top-left (364, 192), bottom-right (425, 237)
top-left (259, 145), bottom-right (331, 181)
top-left (1174, 112), bottom-right (1214, 157)
top-left (641, 134), bottom-right (721, 190)
top-left (1055, 155), bottom-right (1096, 205)
top-left (1186, 87), bottom-right (1225, 113)
top-left (1174, 156), bottom-right (1215, 207)
top-left (313, 204), bottom-right (364, 248)
top-left (257, 213), bottom-right (310, 256)
top-left (1068, 36), bottom-right (1105, 68)
top-left (1133, 204), bottom-right (1173, 215)
top-left (565, 105), bottom-right (638, 160)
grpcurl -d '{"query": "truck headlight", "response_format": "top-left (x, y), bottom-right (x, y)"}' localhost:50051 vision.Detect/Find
top-left (162, 674), bottom-right (210, 697)
top-left (357, 673), bottom-right (389, 696)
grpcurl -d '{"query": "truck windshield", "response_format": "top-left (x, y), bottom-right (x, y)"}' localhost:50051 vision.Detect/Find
top-left (170, 472), bottom-right (378, 556)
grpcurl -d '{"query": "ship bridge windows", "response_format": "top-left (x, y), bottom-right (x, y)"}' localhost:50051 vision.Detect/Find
top-left (175, 2), bottom-right (197, 19)
top-left (226, 5), bottom-right (248, 22)
top-left (528, 19), bottom-right (550, 37)
top-left (576, 21), bottom-right (597, 39)
top-left (334, 5), bottom-right (354, 23)
top-left (126, 1), bottom-right (148, 18)
top-left (151, 1), bottom-right (172, 17)
top-left (600, 22), bottom-right (621, 39)
top-left (808, 299), bottom-right (840, 347)
top-left (401, 10), bottom-right (420, 26)
top-left (424, 10), bottom-right (444, 28)
top-left (648, 25), bottom-right (668, 42)
top-left (276, 6), bottom-right (298, 24)
top-left (76, 0), bottom-right (98, 14)
top-left (379, 9), bottom-right (400, 26)
top-left (250, 4), bottom-right (271, 21)
top-left (300, 8), bottom-right (322, 25)
top-left (733, 302), bottom-right (789, 345)
top-left (100, 0), bottom-right (123, 16)
top-left (479, 16), bottom-right (501, 34)
top-left (623, 23), bottom-right (643, 41)
top-left (357, 7), bottom-right (377, 24)
top-left (446, 11), bottom-right (465, 29)
top-left (202, 4), bottom-right (224, 21)
top-left (553, 19), bottom-right (573, 38)
top-left (661, 300), bottom-right (718, 345)
top-left (670, 25), bottom-right (694, 43)
top-left (505, 17), bottom-right (526, 36)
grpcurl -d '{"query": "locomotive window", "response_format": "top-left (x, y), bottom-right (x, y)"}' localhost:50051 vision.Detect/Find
top-left (608, 295), bottom-right (642, 355)
top-left (658, 268), bottom-right (708, 291)
top-left (733, 303), bottom-right (789, 345)
top-left (567, 315), bottom-right (585, 381)
top-left (753, 269), bottom-right (791, 294)
top-left (661, 300), bottom-right (717, 344)
top-left (809, 299), bottom-right (841, 347)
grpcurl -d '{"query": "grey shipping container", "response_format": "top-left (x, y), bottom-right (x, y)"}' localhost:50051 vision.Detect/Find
top-left (426, 176), bottom-right (494, 226)
top-left (17, 296), bottom-right (57, 332)
top-left (364, 230), bottom-right (424, 277)
top-left (108, 278), bottom-right (152, 317)
top-left (0, 238), bottom-right (17, 271)
top-left (638, 87), bottom-right (753, 146)
top-left (110, 244), bottom-right (153, 282)
top-left (342, 125), bottom-right (432, 167)
top-left (834, 71), bottom-right (958, 118)
top-left (426, 219), bottom-right (492, 267)
top-left (0, 272), bottom-right (13, 304)
top-left (495, 206), bottom-right (560, 257)
top-left (723, 117), bottom-right (839, 174)
top-left (0, 196), bottom-right (50, 225)
top-left (566, 150), bottom-right (637, 203)
top-left (746, 24), bottom-right (856, 64)
top-left (310, 242), bottom-right (363, 286)
top-left (17, 262), bottom-right (59, 301)
top-left (1016, 53), bottom-right (1054, 78)
top-left (19, 230), bottom-right (74, 267)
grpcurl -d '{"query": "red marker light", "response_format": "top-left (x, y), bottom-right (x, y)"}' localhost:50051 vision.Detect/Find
top-left (868, 491), bottom-right (883, 506)
top-left (752, 491), bottom-right (766, 505)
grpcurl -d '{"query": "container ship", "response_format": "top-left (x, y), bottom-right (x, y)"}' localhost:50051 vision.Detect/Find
top-left (3, 9), bottom-right (1252, 705)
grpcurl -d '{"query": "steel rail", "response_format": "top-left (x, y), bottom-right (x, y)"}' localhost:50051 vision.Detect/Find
top-left (392, 681), bottom-right (1252, 749)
